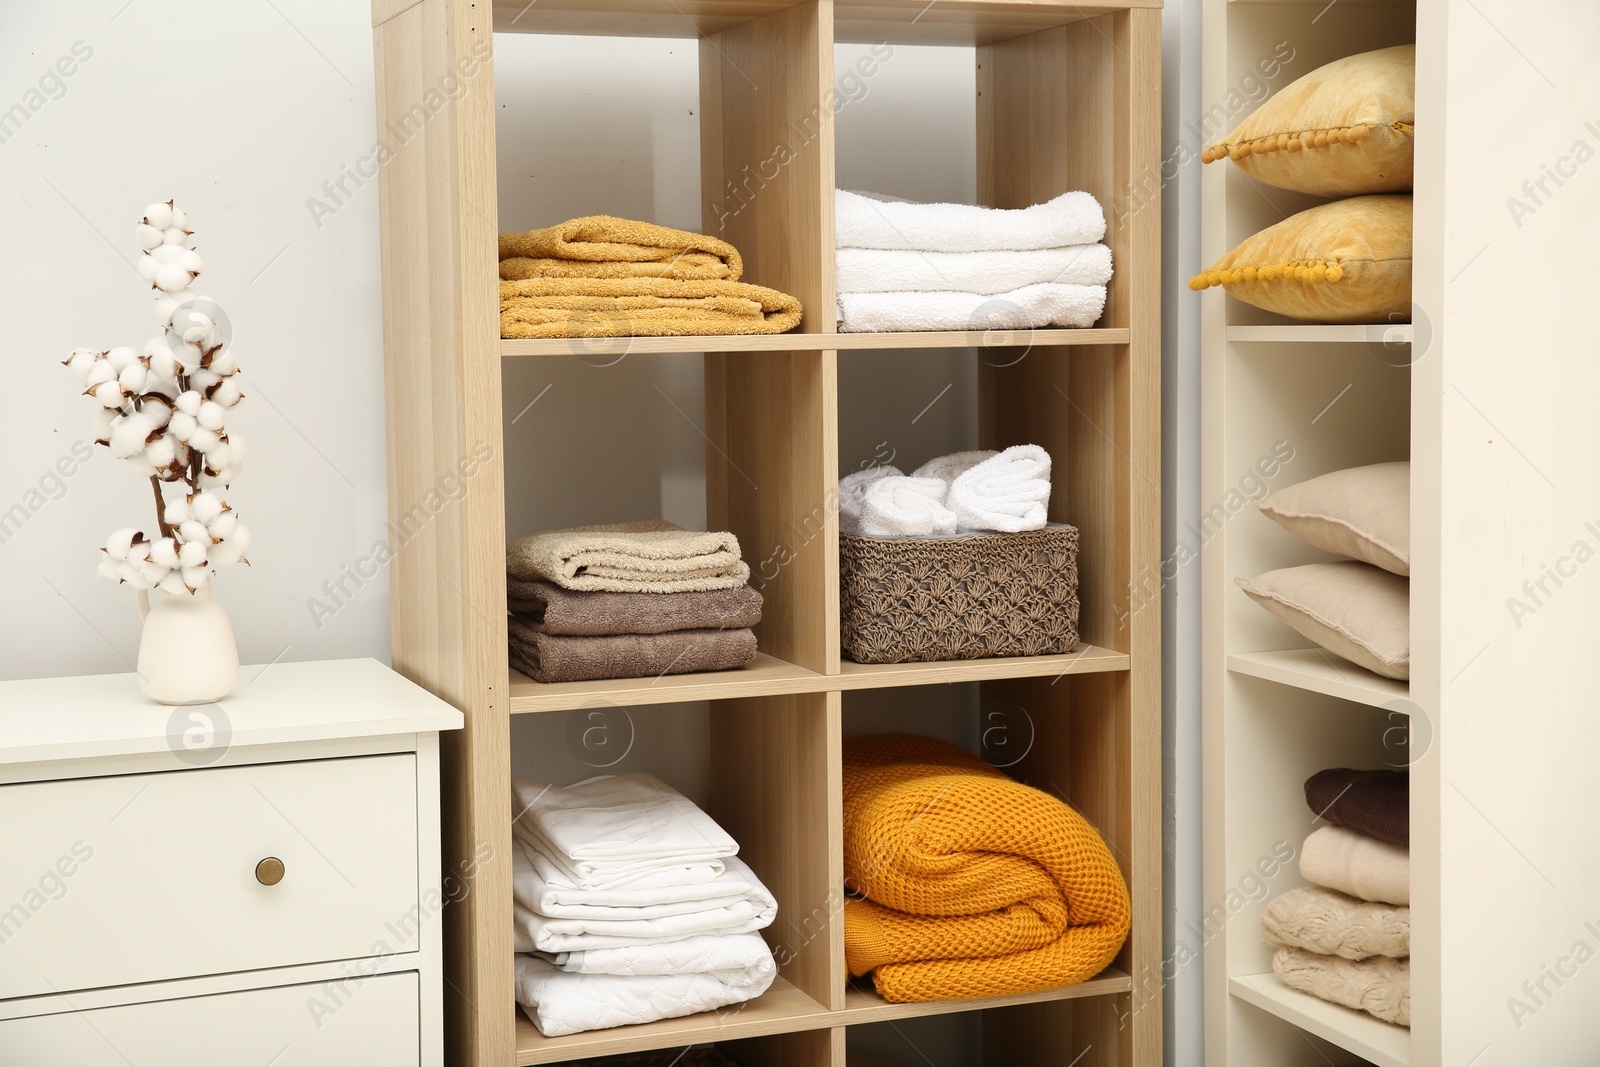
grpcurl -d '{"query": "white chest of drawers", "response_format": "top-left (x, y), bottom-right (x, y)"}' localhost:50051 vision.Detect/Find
top-left (0, 657), bottom-right (462, 1067)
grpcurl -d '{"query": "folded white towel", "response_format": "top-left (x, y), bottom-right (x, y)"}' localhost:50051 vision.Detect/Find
top-left (836, 283), bottom-right (1106, 333)
top-left (910, 450), bottom-right (997, 485)
top-left (512, 838), bottom-right (759, 918)
top-left (838, 465), bottom-right (903, 535)
top-left (513, 889), bottom-right (776, 953)
top-left (947, 445), bottom-right (1052, 533)
top-left (539, 931), bottom-right (774, 976)
top-left (512, 774), bottom-right (737, 888)
top-left (859, 476), bottom-right (959, 538)
top-left (836, 188), bottom-right (1107, 252)
top-left (1301, 825), bottom-right (1410, 906)
top-left (515, 952), bottom-right (776, 1037)
top-left (836, 245), bottom-right (1112, 295)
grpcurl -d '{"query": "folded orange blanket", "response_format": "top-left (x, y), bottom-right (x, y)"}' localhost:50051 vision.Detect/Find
top-left (843, 734), bottom-right (1130, 1002)
top-left (500, 278), bottom-right (803, 338)
top-left (499, 215), bottom-right (743, 280)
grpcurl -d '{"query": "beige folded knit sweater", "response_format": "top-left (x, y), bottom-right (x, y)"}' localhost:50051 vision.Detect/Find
top-left (1272, 947), bottom-right (1410, 1027)
top-left (506, 520), bottom-right (750, 593)
top-left (1261, 885), bottom-right (1409, 960)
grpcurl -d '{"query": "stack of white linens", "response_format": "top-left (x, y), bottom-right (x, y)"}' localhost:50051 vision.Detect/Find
top-left (834, 189), bottom-right (1113, 333)
top-left (838, 445), bottom-right (1052, 537)
top-left (512, 774), bottom-right (778, 1037)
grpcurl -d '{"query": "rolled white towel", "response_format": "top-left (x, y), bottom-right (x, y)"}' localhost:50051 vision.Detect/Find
top-left (836, 188), bottom-right (1107, 252)
top-left (836, 283), bottom-right (1106, 333)
top-left (836, 245), bottom-right (1113, 295)
top-left (948, 445), bottom-right (1052, 533)
top-left (859, 476), bottom-right (959, 537)
top-left (838, 465), bottom-right (903, 534)
top-left (910, 450), bottom-right (997, 486)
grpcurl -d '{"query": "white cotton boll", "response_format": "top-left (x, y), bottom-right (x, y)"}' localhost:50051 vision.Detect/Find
top-left (208, 511), bottom-right (238, 540)
top-left (188, 427), bottom-right (219, 453)
top-left (144, 202), bottom-right (174, 230)
top-left (141, 394), bottom-right (173, 424)
top-left (167, 411), bottom-right (197, 441)
top-left (105, 528), bottom-right (141, 560)
top-left (107, 346), bottom-right (139, 372)
top-left (212, 380), bottom-right (242, 408)
top-left (191, 492), bottom-right (224, 525)
top-left (150, 243), bottom-right (184, 265)
top-left (110, 412), bottom-right (156, 458)
top-left (178, 520), bottom-right (209, 545)
top-left (92, 407), bottom-right (115, 444)
top-left (178, 540), bottom-right (208, 568)
top-left (118, 362), bottom-right (147, 394)
top-left (153, 293), bottom-right (179, 324)
top-left (190, 369), bottom-right (221, 393)
top-left (137, 255), bottom-right (160, 284)
top-left (138, 557), bottom-right (168, 584)
top-left (123, 454), bottom-right (157, 476)
top-left (182, 566), bottom-right (210, 591)
top-left (209, 537), bottom-right (244, 566)
top-left (175, 390), bottom-right (202, 416)
top-left (96, 555), bottom-right (122, 582)
top-left (197, 400), bottom-right (224, 430)
top-left (136, 223), bottom-right (164, 250)
top-left (91, 381), bottom-right (127, 408)
top-left (158, 571), bottom-right (191, 596)
top-left (198, 467), bottom-right (232, 489)
top-left (84, 360), bottom-right (115, 389)
top-left (155, 263), bottom-right (193, 292)
top-left (164, 498), bottom-right (191, 526)
top-left (208, 349), bottom-right (237, 376)
top-left (64, 348), bottom-right (98, 382)
top-left (177, 250), bottom-right (202, 273)
top-left (207, 442), bottom-right (230, 468)
top-left (144, 435), bottom-right (177, 468)
top-left (162, 227), bottom-right (189, 246)
top-left (232, 523), bottom-right (251, 554)
top-left (149, 537), bottom-right (180, 568)
top-left (118, 560), bottom-right (150, 588)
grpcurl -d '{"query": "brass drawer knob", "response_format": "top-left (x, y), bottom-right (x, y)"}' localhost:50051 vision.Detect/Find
top-left (255, 857), bottom-right (285, 886)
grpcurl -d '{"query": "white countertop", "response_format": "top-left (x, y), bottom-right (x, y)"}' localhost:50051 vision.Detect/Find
top-left (0, 657), bottom-right (463, 765)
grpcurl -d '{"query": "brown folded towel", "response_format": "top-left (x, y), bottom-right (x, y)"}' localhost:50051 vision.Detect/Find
top-left (1305, 768), bottom-right (1408, 846)
top-left (508, 616), bottom-right (758, 684)
top-left (507, 578), bottom-right (763, 636)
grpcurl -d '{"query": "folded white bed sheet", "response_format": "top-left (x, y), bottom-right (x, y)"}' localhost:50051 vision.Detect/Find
top-left (515, 951), bottom-right (776, 1037)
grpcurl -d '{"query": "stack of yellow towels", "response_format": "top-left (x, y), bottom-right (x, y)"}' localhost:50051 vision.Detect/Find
top-left (499, 216), bottom-right (803, 338)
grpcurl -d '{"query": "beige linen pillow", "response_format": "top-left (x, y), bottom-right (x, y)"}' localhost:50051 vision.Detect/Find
top-left (1257, 462), bottom-right (1409, 575)
top-left (1236, 562), bottom-right (1409, 679)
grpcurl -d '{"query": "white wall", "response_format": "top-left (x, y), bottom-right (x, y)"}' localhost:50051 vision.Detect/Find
top-left (0, 6), bottom-right (1206, 1062)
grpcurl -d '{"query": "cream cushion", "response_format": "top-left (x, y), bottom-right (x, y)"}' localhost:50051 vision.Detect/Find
top-left (1257, 461), bottom-right (1409, 575)
top-left (1236, 562), bottom-right (1409, 679)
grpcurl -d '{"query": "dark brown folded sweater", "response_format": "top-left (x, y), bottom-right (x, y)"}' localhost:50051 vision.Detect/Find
top-left (506, 577), bottom-right (762, 636)
top-left (1305, 768), bottom-right (1409, 847)
top-left (507, 615), bottom-right (758, 684)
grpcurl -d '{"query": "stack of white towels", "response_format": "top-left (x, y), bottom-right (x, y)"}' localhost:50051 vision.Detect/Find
top-left (511, 774), bottom-right (779, 1037)
top-left (834, 189), bottom-right (1112, 333)
top-left (838, 444), bottom-right (1052, 537)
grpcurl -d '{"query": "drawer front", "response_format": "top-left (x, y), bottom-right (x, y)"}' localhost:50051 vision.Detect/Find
top-left (0, 755), bottom-right (418, 999)
top-left (0, 972), bottom-right (419, 1065)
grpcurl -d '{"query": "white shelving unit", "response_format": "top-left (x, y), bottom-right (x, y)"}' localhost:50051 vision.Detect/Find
top-left (1202, 1), bottom-right (1600, 1064)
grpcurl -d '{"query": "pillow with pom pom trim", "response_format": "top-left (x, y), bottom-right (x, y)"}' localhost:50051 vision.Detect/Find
top-left (1202, 45), bottom-right (1415, 197)
top-left (1190, 195), bottom-right (1411, 324)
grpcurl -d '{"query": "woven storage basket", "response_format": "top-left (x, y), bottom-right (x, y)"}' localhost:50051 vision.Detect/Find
top-left (839, 524), bottom-right (1080, 664)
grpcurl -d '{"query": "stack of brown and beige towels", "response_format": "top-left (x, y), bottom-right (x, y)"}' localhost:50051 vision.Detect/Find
top-left (1263, 767), bottom-right (1410, 1026)
top-left (499, 216), bottom-right (802, 338)
top-left (506, 520), bottom-right (762, 683)
top-left (511, 774), bottom-right (778, 1036)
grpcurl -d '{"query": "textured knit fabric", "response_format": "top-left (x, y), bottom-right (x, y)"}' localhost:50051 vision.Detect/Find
top-left (1305, 767), bottom-right (1409, 846)
top-left (507, 520), bottom-right (750, 593)
top-left (1261, 885), bottom-right (1409, 959)
top-left (506, 578), bottom-right (763, 636)
top-left (501, 277), bottom-right (802, 338)
top-left (507, 618), bottom-right (756, 684)
top-left (500, 215), bottom-right (745, 279)
top-left (1272, 946), bottom-right (1410, 1026)
top-left (841, 734), bottom-right (1130, 1002)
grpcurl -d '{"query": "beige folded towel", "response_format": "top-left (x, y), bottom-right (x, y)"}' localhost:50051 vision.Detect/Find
top-left (1272, 947), bottom-right (1410, 1026)
top-left (507, 520), bottom-right (750, 593)
top-left (1261, 886), bottom-right (1408, 960)
top-left (1301, 826), bottom-right (1409, 906)
top-left (507, 578), bottom-right (762, 636)
top-left (508, 617), bottom-right (757, 683)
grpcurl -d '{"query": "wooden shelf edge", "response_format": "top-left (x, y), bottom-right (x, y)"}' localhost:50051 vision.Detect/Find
top-left (500, 328), bottom-right (1128, 358)
top-left (508, 644), bottom-right (1132, 712)
top-left (1229, 974), bottom-right (1410, 1067)
top-left (1226, 649), bottom-right (1410, 709)
top-left (839, 968), bottom-right (1132, 1024)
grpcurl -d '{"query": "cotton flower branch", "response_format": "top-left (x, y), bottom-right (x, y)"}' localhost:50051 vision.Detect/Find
top-left (64, 201), bottom-right (250, 596)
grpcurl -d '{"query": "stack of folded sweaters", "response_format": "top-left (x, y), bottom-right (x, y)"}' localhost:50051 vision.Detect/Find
top-left (512, 774), bottom-right (779, 1036)
top-left (1263, 767), bottom-right (1410, 1026)
top-left (837, 445), bottom-right (1052, 536)
top-left (842, 734), bottom-right (1130, 1002)
top-left (505, 520), bottom-right (762, 683)
top-left (834, 189), bottom-right (1113, 333)
top-left (499, 215), bottom-right (803, 338)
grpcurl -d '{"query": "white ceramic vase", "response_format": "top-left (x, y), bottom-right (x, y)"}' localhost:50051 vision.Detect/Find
top-left (135, 586), bottom-right (240, 705)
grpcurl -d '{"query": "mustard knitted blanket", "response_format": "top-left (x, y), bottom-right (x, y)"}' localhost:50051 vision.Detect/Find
top-left (498, 216), bottom-right (803, 337)
top-left (842, 734), bottom-right (1131, 1002)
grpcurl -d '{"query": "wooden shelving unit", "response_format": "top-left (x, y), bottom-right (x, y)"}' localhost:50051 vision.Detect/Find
top-left (370, 1), bottom-right (1161, 1063)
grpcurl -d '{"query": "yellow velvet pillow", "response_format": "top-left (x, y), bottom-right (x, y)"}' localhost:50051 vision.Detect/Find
top-left (1189, 195), bottom-right (1411, 324)
top-left (1202, 45), bottom-right (1415, 197)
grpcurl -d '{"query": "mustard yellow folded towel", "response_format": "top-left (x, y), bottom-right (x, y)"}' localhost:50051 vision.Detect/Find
top-left (500, 215), bottom-right (743, 280)
top-left (500, 278), bottom-right (803, 338)
top-left (842, 734), bottom-right (1131, 1002)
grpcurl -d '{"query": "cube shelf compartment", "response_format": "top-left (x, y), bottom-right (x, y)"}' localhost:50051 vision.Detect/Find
top-left (371, 0), bottom-right (1161, 1063)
